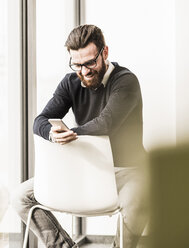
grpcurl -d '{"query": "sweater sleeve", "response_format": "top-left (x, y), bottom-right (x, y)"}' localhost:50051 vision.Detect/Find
top-left (33, 76), bottom-right (72, 140)
top-left (71, 73), bottom-right (141, 136)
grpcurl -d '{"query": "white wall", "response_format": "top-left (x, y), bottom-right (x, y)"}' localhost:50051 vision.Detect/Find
top-left (175, 0), bottom-right (189, 143)
top-left (83, 0), bottom-right (176, 150)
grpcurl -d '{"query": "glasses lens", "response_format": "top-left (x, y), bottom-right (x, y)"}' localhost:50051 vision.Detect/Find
top-left (84, 60), bottom-right (97, 69)
top-left (70, 64), bottom-right (81, 71)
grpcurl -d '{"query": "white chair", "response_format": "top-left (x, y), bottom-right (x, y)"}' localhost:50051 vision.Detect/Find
top-left (23, 135), bottom-right (123, 248)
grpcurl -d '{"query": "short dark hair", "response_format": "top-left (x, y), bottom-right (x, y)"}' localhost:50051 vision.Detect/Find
top-left (65, 24), bottom-right (106, 52)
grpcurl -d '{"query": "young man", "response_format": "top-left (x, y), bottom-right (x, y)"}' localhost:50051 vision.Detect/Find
top-left (12, 25), bottom-right (148, 248)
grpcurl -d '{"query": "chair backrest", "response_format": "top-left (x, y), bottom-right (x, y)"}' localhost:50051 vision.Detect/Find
top-left (34, 135), bottom-right (118, 214)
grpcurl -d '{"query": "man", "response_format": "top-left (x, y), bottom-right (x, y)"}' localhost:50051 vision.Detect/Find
top-left (12, 25), bottom-right (148, 248)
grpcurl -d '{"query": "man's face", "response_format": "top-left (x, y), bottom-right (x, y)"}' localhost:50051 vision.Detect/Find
top-left (69, 43), bottom-right (108, 89)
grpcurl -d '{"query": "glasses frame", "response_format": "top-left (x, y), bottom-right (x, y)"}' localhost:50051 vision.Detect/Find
top-left (69, 47), bottom-right (104, 72)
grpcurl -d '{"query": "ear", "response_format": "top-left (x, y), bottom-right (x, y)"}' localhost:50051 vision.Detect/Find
top-left (103, 46), bottom-right (108, 60)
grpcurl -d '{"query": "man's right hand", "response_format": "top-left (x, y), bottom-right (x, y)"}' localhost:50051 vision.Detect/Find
top-left (49, 126), bottom-right (78, 145)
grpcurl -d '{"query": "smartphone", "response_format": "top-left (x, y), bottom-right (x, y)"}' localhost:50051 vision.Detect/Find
top-left (48, 119), bottom-right (70, 132)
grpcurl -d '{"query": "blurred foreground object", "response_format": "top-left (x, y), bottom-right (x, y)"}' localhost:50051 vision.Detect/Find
top-left (148, 143), bottom-right (189, 248)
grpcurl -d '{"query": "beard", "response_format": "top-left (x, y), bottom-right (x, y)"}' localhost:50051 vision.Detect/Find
top-left (77, 58), bottom-right (107, 90)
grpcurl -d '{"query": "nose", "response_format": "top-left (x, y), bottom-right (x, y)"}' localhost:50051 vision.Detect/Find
top-left (81, 65), bottom-right (90, 76)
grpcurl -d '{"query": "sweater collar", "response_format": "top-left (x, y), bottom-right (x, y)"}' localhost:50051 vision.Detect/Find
top-left (81, 60), bottom-right (115, 88)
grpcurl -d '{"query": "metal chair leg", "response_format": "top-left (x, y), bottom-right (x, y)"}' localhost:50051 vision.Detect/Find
top-left (119, 212), bottom-right (123, 248)
top-left (23, 205), bottom-right (35, 248)
top-left (23, 204), bottom-right (45, 248)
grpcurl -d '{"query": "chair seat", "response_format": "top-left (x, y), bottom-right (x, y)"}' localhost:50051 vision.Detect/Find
top-left (32, 203), bottom-right (121, 218)
top-left (63, 206), bottom-right (121, 217)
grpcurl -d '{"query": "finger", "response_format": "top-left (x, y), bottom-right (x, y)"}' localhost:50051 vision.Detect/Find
top-left (56, 135), bottom-right (78, 143)
top-left (54, 131), bottom-right (75, 139)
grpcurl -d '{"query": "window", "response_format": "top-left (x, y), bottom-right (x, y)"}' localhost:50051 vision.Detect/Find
top-left (0, 0), bottom-right (22, 247)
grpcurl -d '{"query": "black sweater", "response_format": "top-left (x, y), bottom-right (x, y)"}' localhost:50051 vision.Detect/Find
top-left (33, 63), bottom-right (145, 167)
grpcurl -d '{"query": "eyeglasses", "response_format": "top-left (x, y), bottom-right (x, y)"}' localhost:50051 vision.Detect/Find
top-left (69, 47), bottom-right (104, 71)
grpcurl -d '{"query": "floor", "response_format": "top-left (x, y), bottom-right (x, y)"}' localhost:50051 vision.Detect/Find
top-left (75, 235), bottom-right (113, 248)
top-left (38, 235), bottom-right (114, 248)
top-left (0, 233), bottom-right (9, 248)
top-left (1, 233), bottom-right (149, 248)
top-left (80, 244), bottom-right (110, 248)
top-left (74, 235), bottom-right (148, 248)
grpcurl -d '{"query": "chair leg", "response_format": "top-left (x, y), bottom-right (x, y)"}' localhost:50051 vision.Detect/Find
top-left (22, 204), bottom-right (45, 248)
top-left (119, 212), bottom-right (123, 248)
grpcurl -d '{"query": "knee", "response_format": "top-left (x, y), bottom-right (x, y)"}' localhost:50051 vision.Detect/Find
top-left (11, 178), bottom-right (35, 215)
